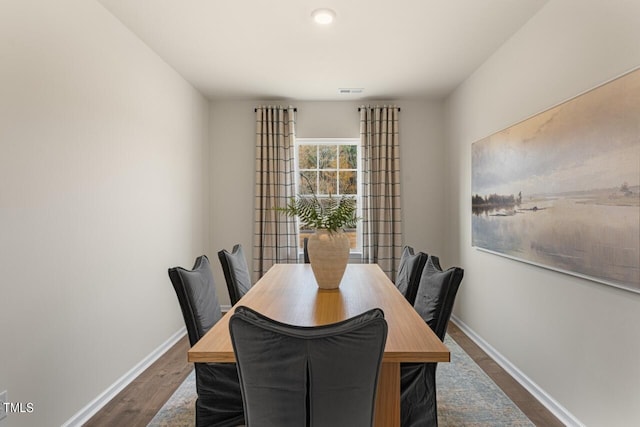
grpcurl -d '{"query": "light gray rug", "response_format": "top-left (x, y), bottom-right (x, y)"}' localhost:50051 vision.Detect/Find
top-left (148, 335), bottom-right (534, 426)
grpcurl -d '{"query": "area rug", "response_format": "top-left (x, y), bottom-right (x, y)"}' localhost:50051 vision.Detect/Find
top-left (148, 335), bottom-right (533, 426)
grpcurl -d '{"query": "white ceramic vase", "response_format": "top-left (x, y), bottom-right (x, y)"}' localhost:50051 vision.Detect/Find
top-left (307, 229), bottom-right (350, 289)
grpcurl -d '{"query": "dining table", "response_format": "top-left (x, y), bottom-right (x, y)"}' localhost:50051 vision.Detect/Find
top-left (188, 263), bottom-right (450, 427)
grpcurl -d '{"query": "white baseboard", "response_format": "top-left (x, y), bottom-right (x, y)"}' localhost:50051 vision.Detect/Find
top-left (450, 315), bottom-right (584, 427)
top-left (61, 327), bottom-right (187, 427)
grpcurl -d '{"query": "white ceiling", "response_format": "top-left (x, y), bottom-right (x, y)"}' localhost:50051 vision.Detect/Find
top-left (98, 0), bottom-right (548, 101)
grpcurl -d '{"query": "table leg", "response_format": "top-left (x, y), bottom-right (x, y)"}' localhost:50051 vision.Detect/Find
top-left (374, 362), bottom-right (400, 427)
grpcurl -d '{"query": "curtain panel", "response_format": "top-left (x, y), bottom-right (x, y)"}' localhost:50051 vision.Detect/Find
top-left (253, 105), bottom-right (298, 281)
top-left (359, 105), bottom-right (403, 280)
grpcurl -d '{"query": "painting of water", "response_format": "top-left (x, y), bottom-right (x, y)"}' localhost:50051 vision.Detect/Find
top-left (472, 68), bottom-right (640, 293)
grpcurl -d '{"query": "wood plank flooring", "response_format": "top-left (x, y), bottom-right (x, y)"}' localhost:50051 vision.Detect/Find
top-left (84, 323), bottom-right (564, 427)
top-left (83, 335), bottom-right (193, 427)
top-left (446, 322), bottom-right (564, 427)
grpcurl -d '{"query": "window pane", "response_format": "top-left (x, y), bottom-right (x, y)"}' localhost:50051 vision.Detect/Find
top-left (318, 145), bottom-right (337, 169)
top-left (339, 171), bottom-right (357, 194)
top-left (318, 171), bottom-right (337, 194)
top-left (298, 145), bottom-right (317, 169)
top-left (299, 171), bottom-right (317, 194)
top-left (339, 145), bottom-right (358, 169)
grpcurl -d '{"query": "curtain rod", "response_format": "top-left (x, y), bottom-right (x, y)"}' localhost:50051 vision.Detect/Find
top-left (254, 107), bottom-right (297, 112)
top-left (358, 107), bottom-right (401, 112)
top-left (253, 107), bottom-right (400, 112)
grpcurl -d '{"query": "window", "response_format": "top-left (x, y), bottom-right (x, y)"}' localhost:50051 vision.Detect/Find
top-left (295, 138), bottom-right (361, 252)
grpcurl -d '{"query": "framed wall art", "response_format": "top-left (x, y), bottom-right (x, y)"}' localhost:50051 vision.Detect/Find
top-left (471, 67), bottom-right (640, 293)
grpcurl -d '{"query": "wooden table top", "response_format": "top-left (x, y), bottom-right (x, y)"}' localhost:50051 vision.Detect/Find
top-left (188, 263), bottom-right (449, 364)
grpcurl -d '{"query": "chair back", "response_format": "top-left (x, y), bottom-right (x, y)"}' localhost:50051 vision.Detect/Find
top-left (168, 255), bottom-right (222, 347)
top-left (395, 246), bottom-right (427, 305)
top-left (229, 306), bottom-right (388, 427)
top-left (218, 244), bottom-right (252, 305)
top-left (413, 255), bottom-right (464, 340)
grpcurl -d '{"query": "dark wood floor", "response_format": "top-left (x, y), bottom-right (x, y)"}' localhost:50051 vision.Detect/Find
top-left (84, 322), bottom-right (564, 427)
top-left (83, 335), bottom-right (193, 427)
top-left (446, 322), bottom-right (564, 427)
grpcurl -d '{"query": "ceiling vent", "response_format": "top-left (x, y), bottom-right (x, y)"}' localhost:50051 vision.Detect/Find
top-left (338, 88), bottom-right (364, 94)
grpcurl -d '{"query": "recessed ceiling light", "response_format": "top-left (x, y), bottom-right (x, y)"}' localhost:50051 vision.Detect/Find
top-left (311, 8), bottom-right (336, 25)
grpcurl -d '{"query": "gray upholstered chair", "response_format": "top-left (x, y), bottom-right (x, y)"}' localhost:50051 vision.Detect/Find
top-left (401, 255), bottom-right (464, 427)
top-left (218, 244), bottom-right (252, 306)
top-left (229, 306), bottom-right (388, 427)
top-left (395, 245), bottom-right (428, 305)
top-left (168, 255), bottom-right (245, 427)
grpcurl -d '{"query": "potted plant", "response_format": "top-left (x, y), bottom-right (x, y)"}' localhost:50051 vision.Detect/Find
top-left (276, 188), bottom-right (359, 289)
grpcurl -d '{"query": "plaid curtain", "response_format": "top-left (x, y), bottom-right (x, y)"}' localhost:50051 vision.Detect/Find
top-left (253, 105), bottom-right (298, 281)
top-left (359, 105), bottom-right (402, 280)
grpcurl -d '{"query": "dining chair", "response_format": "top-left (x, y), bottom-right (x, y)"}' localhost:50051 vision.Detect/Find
top-left (401, 255), bottom-right (464, 427)
top-left (229, 306), bottom-right (388, 427)
top-left (218, 244), bottom-right (252, 305)
top-left (168, 255), bottom-right (245, 427)
top-left (395, 245), bottom-right (428, 305)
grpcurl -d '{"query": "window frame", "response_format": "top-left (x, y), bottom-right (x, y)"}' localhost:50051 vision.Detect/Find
top-left (294, 138), bottom-right (362, 254)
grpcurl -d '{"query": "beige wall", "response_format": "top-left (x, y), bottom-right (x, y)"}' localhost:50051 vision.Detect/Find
top-left (0, 1), bottom-right (209, 425)
top-left (209, 99), bottom-right (445, 304)
top-left (445, 0), bottom-right (640, 425)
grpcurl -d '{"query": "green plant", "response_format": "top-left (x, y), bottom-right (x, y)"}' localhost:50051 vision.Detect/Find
top-left (276, 175), bottom-right (359, 233)
top-left (277, 194), bottom-right (359, 233)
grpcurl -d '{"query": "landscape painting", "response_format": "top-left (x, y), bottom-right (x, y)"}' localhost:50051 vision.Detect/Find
top-left (472, 68), bottom-right (640, 293)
